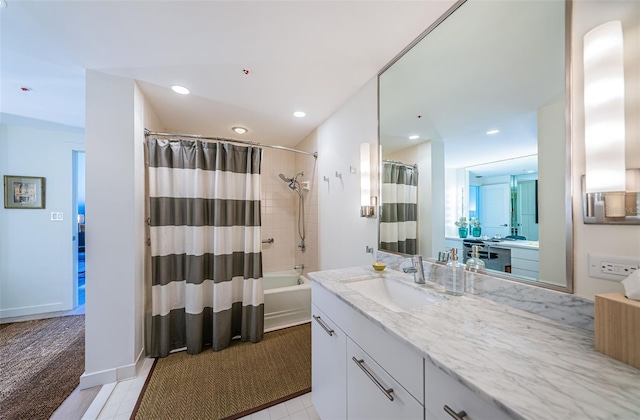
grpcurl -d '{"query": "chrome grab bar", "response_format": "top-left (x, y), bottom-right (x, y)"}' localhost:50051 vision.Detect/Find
top-left (312, 315), bottom-right (334, 336)
top-left (352, 357), bottom-right (394, 401)
top-left (444, 405), bottom-right (467, 419)
top-left (262, 238), bottom-right (274, 244)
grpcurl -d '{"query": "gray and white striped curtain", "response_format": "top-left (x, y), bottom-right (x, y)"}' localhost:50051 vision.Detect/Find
top-left (380, 162), bottom-right (418, 254)
top-left (147, 138), bottom-right (264, 357)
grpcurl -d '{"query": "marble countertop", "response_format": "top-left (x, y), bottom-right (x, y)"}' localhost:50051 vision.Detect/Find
top-left (308, 266), bottom-right (640, 420)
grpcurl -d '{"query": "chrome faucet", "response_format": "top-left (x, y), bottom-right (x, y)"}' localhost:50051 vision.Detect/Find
top-left (403, 255), bottom-right (426, 284)
top-left (294, 264), bottom-right (304, 270)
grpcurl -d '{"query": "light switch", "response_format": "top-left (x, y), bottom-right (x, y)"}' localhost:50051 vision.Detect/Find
top-left (50, 212), bottom-right (63, 221)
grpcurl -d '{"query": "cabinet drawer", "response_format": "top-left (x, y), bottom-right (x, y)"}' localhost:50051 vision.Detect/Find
top-left (348, 338), bottom-right (424, 420)
top-left (510, 257), bottom-right (539, 271)
top-left (312, 304), bottom-right (347, 420)
top-left (509, 247), bottom-right (538, 261)
top-left (425, 359), bottom-right (512, 420)
top-left (312, 282), bottom-right (347, 322)
top-left (511, 267), bottom-right (538, 280)
top-left (313, 282), bottom-right (424, 403)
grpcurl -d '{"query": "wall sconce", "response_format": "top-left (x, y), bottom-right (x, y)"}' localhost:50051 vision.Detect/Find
top-left (360, 143), bottom-right (376, 217)
top-left (582, 20), bottom-right (639, 224)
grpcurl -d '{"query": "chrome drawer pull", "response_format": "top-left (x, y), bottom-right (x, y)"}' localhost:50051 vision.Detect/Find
top-left (312, 315), bottom-right (334, 336)
top-left (444, 405), bottom-right (467, 419)
top-left (352, 357), bottom-right (394, 401)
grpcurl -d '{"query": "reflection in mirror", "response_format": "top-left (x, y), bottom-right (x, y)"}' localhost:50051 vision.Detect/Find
top-left (378, 0), bottom-right (572, 291)
top-left (380, 160), bottom-right (419, 254)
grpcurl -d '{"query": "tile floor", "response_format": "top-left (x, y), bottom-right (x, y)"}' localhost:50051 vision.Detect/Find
top-left (89, 358), bottom-right (319, 420)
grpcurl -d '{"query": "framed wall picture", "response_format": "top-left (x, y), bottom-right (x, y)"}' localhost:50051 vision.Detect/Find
top-left (4, 175), bottom-right (46, 209)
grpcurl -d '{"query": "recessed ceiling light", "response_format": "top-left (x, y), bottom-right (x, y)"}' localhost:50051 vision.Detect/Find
top-left (232, 127), bottom-right (248, 135)
top-left (293, 111), bottom-right (306, 118)
top-left (171, 85), bottom-right (190, 95)
top-left (486, 129), bottom-right (500, 135)
top-left (409, 135), bottom-right (419, 140)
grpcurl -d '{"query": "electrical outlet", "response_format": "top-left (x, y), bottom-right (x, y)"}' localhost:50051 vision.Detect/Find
top-left (588, 254), bottom-right (640, 281)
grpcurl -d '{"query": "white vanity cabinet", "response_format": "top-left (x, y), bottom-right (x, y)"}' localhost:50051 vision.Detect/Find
top-left (311, 303), bottom-right (347, 420)
top-left (312, 283), bottom-right (425, 420)
top-left (425, 358), bottom-right (513, 420)
top-left (347, 337), bottom-right (424, 419)
top-left (508, 247), bottom-right (539, 280)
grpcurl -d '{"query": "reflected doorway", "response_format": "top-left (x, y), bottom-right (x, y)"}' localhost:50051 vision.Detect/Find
top-left (73, 151), bottom-right (86, 307)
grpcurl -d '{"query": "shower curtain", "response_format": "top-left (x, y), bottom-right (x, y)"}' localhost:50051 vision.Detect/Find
top-left (380, 162), bottom-right (418, 254)
top-left (146, 138), bottom-right (264, 357)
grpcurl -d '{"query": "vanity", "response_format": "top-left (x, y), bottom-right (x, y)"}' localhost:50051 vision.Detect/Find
top-left (309, 266), bottom-right (640, 420)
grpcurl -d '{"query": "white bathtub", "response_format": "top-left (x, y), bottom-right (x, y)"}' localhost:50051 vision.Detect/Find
top-left (263, 270), bottom-right (311, 332)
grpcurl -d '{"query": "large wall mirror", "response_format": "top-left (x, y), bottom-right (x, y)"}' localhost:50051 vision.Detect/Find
top-left (378, 0), bottom-right (573, 292)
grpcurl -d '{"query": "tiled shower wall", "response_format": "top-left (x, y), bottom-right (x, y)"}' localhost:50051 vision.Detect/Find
top-left (260, 132), bottom-right (319, 275)
top-left (294, 130), bottom-right (319, 275)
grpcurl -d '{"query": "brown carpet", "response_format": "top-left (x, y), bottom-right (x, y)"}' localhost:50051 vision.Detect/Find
top-left (0, 315), bottom-right (85, 420)
top-left (133, 322), bottom-right (311, 420)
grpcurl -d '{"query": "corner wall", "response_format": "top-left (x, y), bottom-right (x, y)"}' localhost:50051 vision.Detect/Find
top-left (82, 71), bottom-right (161, 388)
top-left (317, 78), bottom-right (379, 270)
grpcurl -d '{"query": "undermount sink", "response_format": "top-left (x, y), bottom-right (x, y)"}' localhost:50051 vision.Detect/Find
top-left (342, 275), bottom-right (446, 312)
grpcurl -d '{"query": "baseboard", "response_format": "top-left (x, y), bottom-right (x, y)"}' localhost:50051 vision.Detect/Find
top-left (135, 347), bottom-right (146, 376)
top-left (80, 368), bottom-right (117, 390)
top-left (0, 302), bottom-right (70, 320)
top-left (79, 356), bottom-right (140, 390)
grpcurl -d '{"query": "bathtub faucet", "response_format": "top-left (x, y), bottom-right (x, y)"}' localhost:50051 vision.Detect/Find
top-left (294, 264), bottom-right (304, 271)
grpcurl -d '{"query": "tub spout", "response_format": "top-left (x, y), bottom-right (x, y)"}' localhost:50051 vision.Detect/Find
top-left (294, 264), bottom-right (304, 270)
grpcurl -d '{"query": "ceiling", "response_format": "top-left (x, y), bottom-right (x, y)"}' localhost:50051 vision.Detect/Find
top-left (1, 0), bottom-right (457, 148)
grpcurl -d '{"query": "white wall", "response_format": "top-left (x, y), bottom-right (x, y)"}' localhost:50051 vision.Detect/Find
top-left (571, 0), bottom-right (640, 298)
top-left (0, 114), bottom-right (84, 319)
top-left (538, 100), bottom-right (568, 287)
top-left (317, 78), bottom-right (379, 270)
top-left (81, 71), bottom-right (160, 388)
top-left (314, 1), bottom-right (640, 300)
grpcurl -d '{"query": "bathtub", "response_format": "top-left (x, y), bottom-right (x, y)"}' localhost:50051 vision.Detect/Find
top-left (263, 270), bottom-right (311, 332)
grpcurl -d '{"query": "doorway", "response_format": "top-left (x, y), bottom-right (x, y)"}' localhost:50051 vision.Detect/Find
top-left (73, 151), bottom-right (86, 307)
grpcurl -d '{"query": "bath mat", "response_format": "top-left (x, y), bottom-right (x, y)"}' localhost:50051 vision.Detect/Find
top-left (0, 315), bottom-right (85, 420)
top-left (132, 322), bottom-right (311, 420)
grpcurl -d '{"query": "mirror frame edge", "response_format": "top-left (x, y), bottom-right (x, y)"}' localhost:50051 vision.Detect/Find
top-left (376, 0), bottom-right (575, 294)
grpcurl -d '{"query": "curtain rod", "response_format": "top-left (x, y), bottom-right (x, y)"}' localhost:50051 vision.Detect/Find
top-left (144, 129), bottom-right (318, 158)
top-left (383, 159), bottom-right (418, 169)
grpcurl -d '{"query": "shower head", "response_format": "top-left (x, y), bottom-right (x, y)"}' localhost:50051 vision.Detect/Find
top-left (278, 174), bottom-right (292, 183)
top-left (279, 172), bottom-right (304, 193)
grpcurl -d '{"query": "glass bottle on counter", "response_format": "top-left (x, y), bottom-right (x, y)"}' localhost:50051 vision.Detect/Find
top-left (465, 245), bottom-right (485, 272)
top-left (445, 247), bottom-right (465, 296)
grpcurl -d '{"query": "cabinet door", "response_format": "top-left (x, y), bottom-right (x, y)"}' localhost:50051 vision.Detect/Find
top-left (347, 338), bottom-right (424, 420)
top-left (425, 359), bottom-right (513, 420)
top-left (312, 304), bottom-right (347, 420)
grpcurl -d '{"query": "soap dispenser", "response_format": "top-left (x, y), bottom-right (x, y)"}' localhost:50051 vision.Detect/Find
top-left (445, 248), bottom-right (465, 296)
top-left (465, 245), bottom-right (485, 272)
